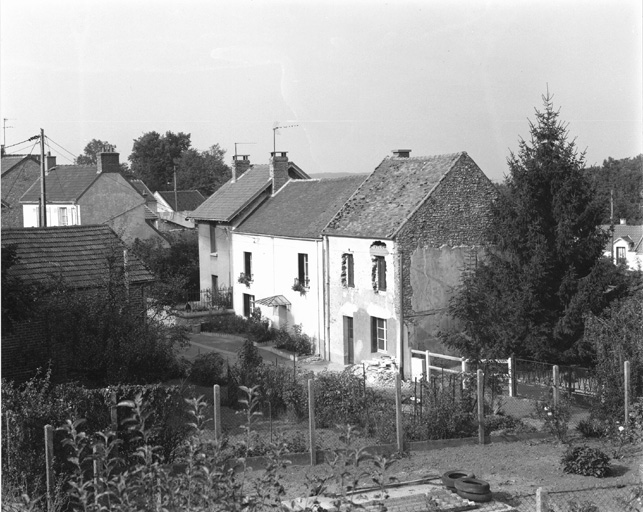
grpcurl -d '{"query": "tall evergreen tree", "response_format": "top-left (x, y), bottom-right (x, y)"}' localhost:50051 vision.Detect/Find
top-left (442, 94), bottom-right (613, 364)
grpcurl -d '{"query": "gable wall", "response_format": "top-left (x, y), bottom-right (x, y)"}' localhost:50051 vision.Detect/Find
top-left (396, 154), bottom-right (497, 360)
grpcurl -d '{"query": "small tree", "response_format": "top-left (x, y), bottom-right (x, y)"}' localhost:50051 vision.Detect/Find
top-left (442, 93), bottom-right (612, 363)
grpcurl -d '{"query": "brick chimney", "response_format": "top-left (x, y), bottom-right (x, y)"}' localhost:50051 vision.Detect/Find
top-left (45, 152), bottom-right (56, 175)
top-left (392, 149), bottom-right (411, 158)
top-left (232, 155), bottom-right (251, 183)
top-left (270, 151), bottom-right (289, 193)
top-left (97, 151), bottom-right (120, 174)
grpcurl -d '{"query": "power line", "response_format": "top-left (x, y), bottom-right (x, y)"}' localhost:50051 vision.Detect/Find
top-left (45, 135), bottom-right (78, 162)
top-left (3, 135), bottom-right (39, 150)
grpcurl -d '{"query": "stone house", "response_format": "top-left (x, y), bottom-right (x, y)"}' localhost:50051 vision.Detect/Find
top-left (189, 152), bottom-right (309, 293)
top-left (19, 151), bottom-right (168, 247)
top-left (322, 150), bottom-right (497, 377)
top-left (232, 175), bottom-right (365, 349)
top-left (602, 220), bottom-right (643, 270)
top-left (1, 225), bottom-right (154, 381)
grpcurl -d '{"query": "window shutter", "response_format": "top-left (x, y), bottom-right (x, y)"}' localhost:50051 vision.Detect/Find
top-left (371, 317), bottom-right (377, 352)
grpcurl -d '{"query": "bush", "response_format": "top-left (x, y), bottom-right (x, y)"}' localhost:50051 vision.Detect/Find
top-left (577, 418), bottom-right (609, 438)
top-left (533, 394), bottom-right (571, 441)
top-left (561, 445), bottom-right (611, 477)
top-left (274, 324), bottom-right (315, 356)
top-left (189, 352), bottom-right (226, 386)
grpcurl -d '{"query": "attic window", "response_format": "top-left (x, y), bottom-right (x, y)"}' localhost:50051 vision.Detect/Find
top-left (341, 253), bottom-right (354, 288)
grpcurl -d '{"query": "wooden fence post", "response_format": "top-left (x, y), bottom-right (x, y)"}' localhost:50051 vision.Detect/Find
top-left (93, 443), bottom-right (103, 506)
top-left (5, 411), bottom-right (11, 470)
top-left (308, 379), bottom-right (316, 466)
top-left (477, 369), bottom-right (485, 445)
top-left (213, 384), bottom-right (222, 441)
top-left (425, 350), bottom-right (430, 380)
top-left (536, 487), bottom-right (548, 512)
top-left (552, 365), bottom-right (559, 407)
top-left (44, 424), bottom-right (55, 512)
top-left (462, 358), bottom-right (469, 389)
top-left (110, 391), bottom-right (119, 458)
top-left (395, 372), bottom-right (404, 453)
top-left (624, 360), bottom-right (630, 426)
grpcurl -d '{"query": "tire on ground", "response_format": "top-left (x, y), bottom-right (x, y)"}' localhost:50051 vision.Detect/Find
top-left (456, 489), bottom-right (493, 503)
top-left (454, 477), bottom-right (491, 494)
top-left (441, 470), bottom-right (475, 489)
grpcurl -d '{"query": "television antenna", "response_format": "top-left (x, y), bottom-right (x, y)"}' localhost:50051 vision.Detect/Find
top-left (272, 122), bottom-right (298, 153)
top-left (234, 142), bottom-right (256, 159)
top-left (3, 118), bottom-right (14, 146)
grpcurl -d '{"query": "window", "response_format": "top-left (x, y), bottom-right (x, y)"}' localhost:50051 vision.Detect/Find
top-left (211, 275), bottom-right (218, 291)
top-left (58, 207), bottom-right (68, 226)
top-left (70, 207), bottom-right (78, 225)
top-left (372, 256), bottom-right (386, 292)
top-left (342, 253), bottom-right (354, 287)
top-left (243, 293), bottom-right (255, 317)
top-left (210, 225), bottom-right (217, 253)
top-left (244, 252), bottom-right (252, 278)
top-left (298, 253), bottom-right (309, 287)
top-left (616, 246), bottom-right (626, 264)
top-left (371, 317), bottom-right (387, 352)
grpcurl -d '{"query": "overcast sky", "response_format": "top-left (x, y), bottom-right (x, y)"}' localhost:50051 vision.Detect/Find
top-left (1, 0), bottom-right (641, 183)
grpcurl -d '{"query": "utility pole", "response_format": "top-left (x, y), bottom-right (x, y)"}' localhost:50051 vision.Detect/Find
top-left (610, 188), bottom-right (614, 263)
top-left (173, 165), bottom-right (178, 214)
top-left (39, 128), bottom-right (47, 227)
top-left (2, 118), bottom-right (13, 147)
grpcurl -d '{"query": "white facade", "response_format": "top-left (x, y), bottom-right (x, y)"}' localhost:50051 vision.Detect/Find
top-left (232, 232), bottom-right (325, 347)
top-left (198, 223), bottom-right (233, 289)
top-left (22, 204), bottom-right (80, 227)
top-left (608, 238), bottom-right (643, 271)
top-left (326, 235), bottom-right (400, 365)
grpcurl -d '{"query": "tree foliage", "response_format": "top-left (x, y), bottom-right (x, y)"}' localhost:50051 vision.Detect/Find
top-left (442, 94), bottom-right (618, 364)
top-left (76, 139), bottom-right (112, 165)
top-left (173, 144), bottom-right (231, 196)
top-left (584, 154), bottom-right (643, 224)
top-left (1, 245), bottom-right (39, 336)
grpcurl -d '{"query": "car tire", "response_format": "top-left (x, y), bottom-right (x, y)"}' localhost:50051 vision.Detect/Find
top-left (454, 477), bottom-right (491, 494)
top-left (441, 470), bottom-right (475, 490)
top-left (456, 489), bottom-right (493, 502)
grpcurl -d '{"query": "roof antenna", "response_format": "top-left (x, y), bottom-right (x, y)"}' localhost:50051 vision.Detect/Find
top-left (272, 122), bottom-right (298, 153)
top-left (234, 142), bottom-right (256, 159)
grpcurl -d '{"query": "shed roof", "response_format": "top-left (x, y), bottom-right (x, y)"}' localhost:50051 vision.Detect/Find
top-left (20, 165), bottom-right (99, 203)
top-left (1, 225), bottom-right (154, 288)
top-left (323, 152), bottom-right (464, 238)
top-left (156, 190), bottom-right (206, 212)
top-left (236, 175), bottom-right (367, 239)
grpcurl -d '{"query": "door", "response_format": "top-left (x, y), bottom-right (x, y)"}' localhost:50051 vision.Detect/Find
top-left (344, 316), bottom-right (354, 364)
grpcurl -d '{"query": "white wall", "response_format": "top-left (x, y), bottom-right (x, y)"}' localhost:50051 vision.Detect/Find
top-left (612, 239), bottom-right (643, 271)
top-left (326, 236), bottom-right (399, 365)
top-left (198, 222), bottom-right (233, 290)
top-left (232, 232), bottom-right (324, 348)
top-left (22, 204), bottom-right (80, 227)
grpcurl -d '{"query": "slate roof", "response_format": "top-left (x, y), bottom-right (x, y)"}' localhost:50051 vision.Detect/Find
top-left (20, 165), bottom-right (99, 203)
top-left (190, 165), bottom-right (271, 222)
top-left (236, 175), bottom-right (367, 239)
top-left (1, 155), bottom-right (39, 176)
top-left (1, 225), bottom-right (154, 288)
top-left (601, 224), bottom-right (643, 254)
top-left (323, 152), bottom-right (465, 239)
top-left (129, 179), bottom-right (155, 199)
top-left (144, 205), bottom-right (158, 220)
top-left (156, 190), bottom-right (206, 212)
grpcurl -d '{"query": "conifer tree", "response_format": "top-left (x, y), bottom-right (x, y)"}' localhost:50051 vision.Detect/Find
top-left (443, 93), bottom-right (613, 363)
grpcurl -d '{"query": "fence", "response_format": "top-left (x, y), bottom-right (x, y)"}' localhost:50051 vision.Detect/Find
top-left (184, 286), bottom-right (233, 310)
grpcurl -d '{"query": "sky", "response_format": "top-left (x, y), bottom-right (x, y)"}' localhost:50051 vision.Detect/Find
top-left (1, 0), bottom-right (641, 183)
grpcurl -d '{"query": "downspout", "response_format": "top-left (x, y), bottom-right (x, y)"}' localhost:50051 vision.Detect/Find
top-left (397, 247), bottom-right (405, 379)
top-left (316, 239), bottom-right (322, 356)
top-left (324, 234), bottom-right (331, 361)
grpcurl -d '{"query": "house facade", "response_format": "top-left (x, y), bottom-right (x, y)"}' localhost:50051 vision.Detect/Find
top-left (1, 153), bottom-right (53, 228)
top-left (153, 189), bottom-right (205, 229)
top-left (323, 151), bottom-right (497, 377)
top-left (20, 151), bottom-right (168, 247)
top-left (190, 152), bottom-right (309, 293)
top-left (232, 176), bottom-right (365, 347)
top-left (602, 221), bottom-right (643, 270)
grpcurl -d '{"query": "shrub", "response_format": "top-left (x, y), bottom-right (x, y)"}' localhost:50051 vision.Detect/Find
top-left (577, 417), bottom-right (609, 438)
top-left (561, 445), bottom-right (611, 477)
top-left (313, 369), bottom-right (373, 428)
top-left (485, 414), bottom-right (531, 434)
top-left (533, 394), bottom-right (571, 442)
top-left (237, 339), bottom-right (263, 375)
top-left (189, 352), bottom-right (226, 386)
top-left (274, 324), bottom-right (315, 356)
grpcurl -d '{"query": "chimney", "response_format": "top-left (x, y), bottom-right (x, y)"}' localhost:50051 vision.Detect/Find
top-left (97, 150), bottom-right (120, 174)
top-left (392, 149), bottom-right (411, 158)
top-left (232, 155), bottom-right (251, 183)
top-left (270, 151), bottom-right (289, 193)
top-left (46, 152), bottom-right (56, 172)
top-left (620, 219), bottom-right (627, 225)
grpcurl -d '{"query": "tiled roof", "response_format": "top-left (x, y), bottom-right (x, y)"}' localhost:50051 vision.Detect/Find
top-left (1, 155), bottom-right (38, 176)
top-left (190, 165), bottom-right (272, 222)
top-left (156, 190), bottom-right (206, 212)
top-left (129, 179), bottom-right (155, 199)
top-left (236, 175), bottom-right (367, 239)
top-left (1, 225), bottom-right (155, 288)
top-left (601, 224), bottom-right (643, 254)
top-left (20, 165), bottom-right (99, 203)
top-left (323, 153), bottom-right (464, 238)
top-left (144, 205), bottom-right (158, 220)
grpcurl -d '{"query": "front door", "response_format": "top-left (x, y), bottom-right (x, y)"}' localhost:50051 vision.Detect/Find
top-left (344, 316), bottom-right (354, 364)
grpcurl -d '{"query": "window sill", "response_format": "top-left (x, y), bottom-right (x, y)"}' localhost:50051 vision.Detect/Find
top-left (210, 252), bottom-right (218, 257)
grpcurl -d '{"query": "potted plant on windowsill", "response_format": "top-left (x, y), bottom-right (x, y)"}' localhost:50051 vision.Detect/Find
top-left (292, 278), bottom-right (307, 296)
top-left (238, 272), bottom-right (253, 287)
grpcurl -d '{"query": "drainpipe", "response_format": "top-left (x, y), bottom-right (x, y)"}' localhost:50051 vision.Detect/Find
top-left (397, 247), bottom-right (405, 379)
top-left (324, 234), bottom-right (331, 361)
